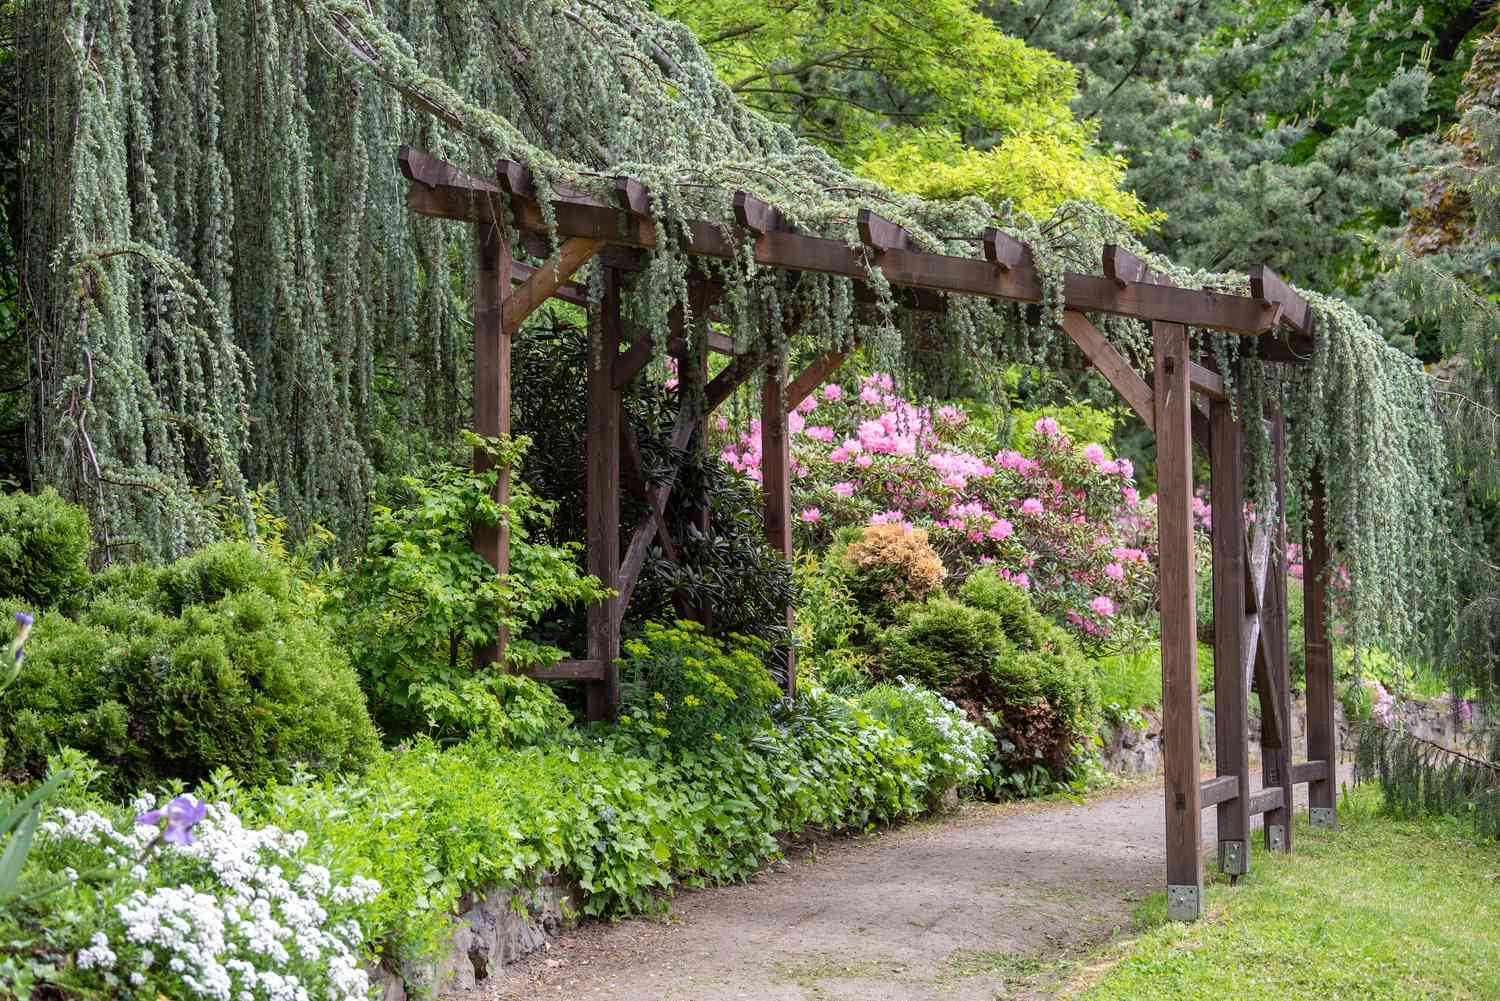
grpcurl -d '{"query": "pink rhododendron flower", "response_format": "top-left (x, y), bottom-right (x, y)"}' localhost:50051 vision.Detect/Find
top-left (1123, 486), bottom-right (1139, 507)
top-left (1090, 595), bottom-right (1115, 617)
top-left (1033, 416), bottom-right (1061, 437)
top-left (796, 394), bottom-right (818, 415)
top-left (799, 507), bottom-right (822, 523)
top-left (860, 385), bottom-right (883, 405)
top-left (856, 454), bottom-right (874, 468)
top-left (805, 425), bottom-right (836, 443)
top-left (831, 481), bottom-right (856, 497)
top-left (1116, 458), bottom-right (1134, 479)
top-left (823, 383), bottom-right (843, 401)
top-left (1021, 498), bottom-right (1044, 516)
top-left (1105, 562), bottom-right (1126, 581)
top-left (1082, 443), bottom-right (1107, 464)
top-left (988, 519), bottom-right (1014, 541)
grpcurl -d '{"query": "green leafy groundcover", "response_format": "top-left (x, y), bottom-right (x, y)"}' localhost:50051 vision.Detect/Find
top-left (2, 682), bottom-right (991, 995)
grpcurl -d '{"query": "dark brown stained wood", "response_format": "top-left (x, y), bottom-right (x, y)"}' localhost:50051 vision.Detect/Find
top-left (732, 190), bottom-right (788, 234)
top-left (510, 261), bottom-right (587, 307)
top-left (761, 353), bottom-right (797, 698)
top-left (584, 269), bottom-right (624, 722)
top-left (527, 659), bottom-right (607, 681)
top-left (1248, 263), bottom-right (1316, 338)
top-left (618, 406), bottom-right (678, 564)
top-left (502, 237), bottom-right (605, 335)
top-left (706, 330), bottom-right (737, 356)
top-left (1154, 320), bottom-right (1203, 908)
top-left (1261, 407), bottom-right (1294, 851)
top-left (1188, 360), bottom-right (1227, 401)
top-left (1200, 776), bottom-right (1240, 808)
top-left (1252, 627), bottom-right (1287, 752)
top-left (472, 223), bottom-right (511, 670)
top-left (613, 335), bottom-right (654, 389)
top-left (403, 150), bottom-right (1293, 336)
top-left (616, 413), bottom-right (698, 619)
top-left (1248, 788), bottom-right (1285, 816)
top-left (786, 349), bottom-right (849, 411)
top-left (1059, 311), bottom-right (1154, 431)
top-left (1255, 332), bottom-right (1316, 363)
top-left (1290, 760), bottom-right (1332, 785)
top-left (982, 227), bottom-right (1035, 272)
top-left (1191, 408), bottom-right (1213, 456)
top-left (857, 209), bottom-right (914, 253)
top-left (1304, 471), bottom-right (1338, 819)
top-left (1245, 520), bottom-right (1269, 614)
top-left (705, 351), bottom-right (764, 411)
top-left (1103, 244), bottom-right (1154, 287)
top-left (615, 175), bottom-right (651, 216)
top-left (1210, 399), bottom-right (1251, 872)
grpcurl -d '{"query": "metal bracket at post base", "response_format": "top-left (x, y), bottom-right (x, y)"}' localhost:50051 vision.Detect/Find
top-left (1167, 884), bottom-right (1203, 921)
top-left (1219, 839), bottom-right (1247, 876)
top-left (1309, 807), bottom-right (1336, 829)
top-left (1266, 824), bottom-right (1286, 852)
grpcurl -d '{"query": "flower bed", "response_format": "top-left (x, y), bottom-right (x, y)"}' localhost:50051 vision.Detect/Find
top-left (718, 375), bottom-right (1155, 647)
top-left (2, 684), bottom-right (991, 999)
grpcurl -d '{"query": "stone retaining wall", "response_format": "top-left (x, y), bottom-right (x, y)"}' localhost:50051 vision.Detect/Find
top-left (1099, 693), bottom-right (1492, 778)
top-left (366, 874), bottom-right (578, 1001)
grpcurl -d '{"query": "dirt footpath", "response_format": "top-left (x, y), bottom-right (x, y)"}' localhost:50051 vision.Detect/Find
top-left (487, 773), bottom-right (1329, 1001)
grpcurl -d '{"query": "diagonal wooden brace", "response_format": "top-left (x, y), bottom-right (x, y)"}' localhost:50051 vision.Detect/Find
top-left (502, 237), bottom-right (605, 335)
top-left (1058, 311), bottom-right (1155, 431)
top-left (785, 349), bottom-right (849, 411)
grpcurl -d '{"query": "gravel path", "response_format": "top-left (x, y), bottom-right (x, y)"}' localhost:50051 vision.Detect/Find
top-left (485, 769), bottom-right (1341, 1001)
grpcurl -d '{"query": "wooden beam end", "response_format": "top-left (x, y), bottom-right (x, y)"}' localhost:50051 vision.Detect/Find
top-left (983, 227), bottom-right (1034, 272)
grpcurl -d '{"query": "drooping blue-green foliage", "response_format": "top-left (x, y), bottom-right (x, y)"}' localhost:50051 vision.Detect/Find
top-left (4, 0), bottom-right (1460, 668)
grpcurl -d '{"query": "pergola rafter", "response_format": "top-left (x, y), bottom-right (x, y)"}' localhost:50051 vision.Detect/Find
top-left (399, 145), bottom-right (1338, 923)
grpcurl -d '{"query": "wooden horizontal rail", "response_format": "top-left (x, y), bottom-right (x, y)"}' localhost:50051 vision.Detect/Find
top-left (528, 659), bottom-right (607, 681)
top-left (1200, 775), bottom-right (1239, 808)
top-left (1248, 788), bottom-right (1284, 816)
top-left (400, 148), bottom-right (1295, 338)
top-left (1188, 360), bottom-right (1227, 401)
top-left (1290, 760), bottom-right (1332, 785)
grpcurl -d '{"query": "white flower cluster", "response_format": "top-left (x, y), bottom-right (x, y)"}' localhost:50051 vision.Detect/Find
top-left (46, 802), bottom-right (379, 1001)
top-left (894, 678), bottom-right (994, 781)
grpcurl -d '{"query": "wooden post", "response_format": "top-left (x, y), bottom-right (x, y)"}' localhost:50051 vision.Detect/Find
top-left (1209, 399), bottom-right (1251, 877)
top-left (1261, 407), bottom-right (1295, 852)
top-left (585, 268), bottom-right (624, 721)
top-left (761, 352), bottom-right (796, 698)
top-left (1304, 469), bottom-right (1337, 827)
top-left (473, 223), bottom-right (512, 670)
top-left (1154, 321), bottom-right (1203, 920)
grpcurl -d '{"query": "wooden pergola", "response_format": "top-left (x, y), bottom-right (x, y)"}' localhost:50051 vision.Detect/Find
top-left (399, 146), bottom-right (1339, 922)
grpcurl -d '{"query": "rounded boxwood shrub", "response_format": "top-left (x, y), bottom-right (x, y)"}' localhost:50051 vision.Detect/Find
top-left (0, 542), bottom-right (379, 795)
top-left (880, 571), bottom-right (1099, 778)
top-left (0, 488), bottom-right (92, 612)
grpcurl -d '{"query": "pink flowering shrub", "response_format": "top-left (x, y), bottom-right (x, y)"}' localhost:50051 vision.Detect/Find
top-left (719, 374), bottom-right (1155, 646)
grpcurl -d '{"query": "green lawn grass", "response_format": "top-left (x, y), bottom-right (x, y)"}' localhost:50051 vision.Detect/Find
top-left (1069, 785), bottom-right (1500, 1000)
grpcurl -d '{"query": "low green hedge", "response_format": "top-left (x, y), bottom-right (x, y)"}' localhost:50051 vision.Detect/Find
top-left (880, 569), bottom-right (1100, 778)
top-left (1, 541), bottom-right (380, 795)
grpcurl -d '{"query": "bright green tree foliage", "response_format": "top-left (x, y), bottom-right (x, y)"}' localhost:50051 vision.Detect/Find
top-left (658, 0), bottom-right (1157, 226)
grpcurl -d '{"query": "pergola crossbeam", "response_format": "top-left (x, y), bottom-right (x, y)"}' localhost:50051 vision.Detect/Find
top-left (400, 148), bottom-right (1298, 337)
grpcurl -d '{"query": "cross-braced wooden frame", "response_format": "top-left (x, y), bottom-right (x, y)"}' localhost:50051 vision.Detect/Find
top-left (400, 147), bottom-right (1340, 921)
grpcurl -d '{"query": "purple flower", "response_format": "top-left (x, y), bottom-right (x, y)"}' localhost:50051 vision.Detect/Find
top-left (135, 795), bottom-right (207, 846)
